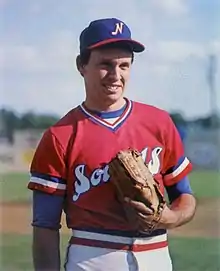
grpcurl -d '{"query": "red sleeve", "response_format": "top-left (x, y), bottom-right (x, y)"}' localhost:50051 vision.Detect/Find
top-left (27, 129), bottom-right (67, 196)
top-left (162, 114), bottom-right (193, 186)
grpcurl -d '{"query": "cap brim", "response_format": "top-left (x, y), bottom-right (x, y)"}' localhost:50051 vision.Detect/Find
top-left (88, 38), bottom-right (145, 53)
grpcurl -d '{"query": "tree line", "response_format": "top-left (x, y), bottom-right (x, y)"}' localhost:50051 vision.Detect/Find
top-left (0, 109), bottom-right (60, 144)
top-left (0, 108), bottom-right (219, 144)
top-left (0, 109), bottom-right (60, 130)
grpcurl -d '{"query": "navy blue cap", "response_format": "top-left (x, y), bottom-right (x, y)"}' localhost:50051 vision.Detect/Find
top-left (79, 18), bottom-right (145, 53)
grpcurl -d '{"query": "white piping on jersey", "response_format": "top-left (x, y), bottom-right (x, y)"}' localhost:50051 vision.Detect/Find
top-left (103, 117), bottom-right (119, 124)
top-left (30, 176), bottom-right (66, 190)
top-left (79, 99), bottom-right (132, 129)
top-left (164, 157), bottom-right (190, 181)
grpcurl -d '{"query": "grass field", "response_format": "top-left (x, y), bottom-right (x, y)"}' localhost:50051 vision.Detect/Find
top-left (1, 234), bottom-right (219, 271)
top-left (0, 170), bottom-right (220, 271)
top-left (1, 170), bottom-right (220, 202)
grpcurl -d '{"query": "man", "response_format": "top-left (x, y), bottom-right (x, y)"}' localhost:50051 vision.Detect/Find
top-left (28, 18), bottom-right (196, 271)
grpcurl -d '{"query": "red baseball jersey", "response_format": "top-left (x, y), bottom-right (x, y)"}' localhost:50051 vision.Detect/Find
top-left (28, 98), bottom-right (192, 232)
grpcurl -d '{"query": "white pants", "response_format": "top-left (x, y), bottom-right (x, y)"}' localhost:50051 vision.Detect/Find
top-left (64, 230), bottom-right (173, 271)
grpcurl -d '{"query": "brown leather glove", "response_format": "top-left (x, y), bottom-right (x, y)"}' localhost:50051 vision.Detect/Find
top-left (109, 148), bottom-right (166, 233)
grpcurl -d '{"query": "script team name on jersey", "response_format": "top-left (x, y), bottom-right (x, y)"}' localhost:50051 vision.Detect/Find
top-left (72, 147), bottom-right (163, 201)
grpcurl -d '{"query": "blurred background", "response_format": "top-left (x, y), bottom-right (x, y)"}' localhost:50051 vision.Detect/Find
top-left (0, 0), bottom-right (220, 270)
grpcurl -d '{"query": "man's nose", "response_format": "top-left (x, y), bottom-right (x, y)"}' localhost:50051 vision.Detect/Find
top-left (108, 67), bottom-right (121, 80)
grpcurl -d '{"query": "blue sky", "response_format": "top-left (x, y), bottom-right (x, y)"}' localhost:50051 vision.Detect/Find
top-left (1, 0), bottom-right (219, 119)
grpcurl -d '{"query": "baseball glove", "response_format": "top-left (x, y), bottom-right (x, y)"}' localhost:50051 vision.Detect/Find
top-left (109, 148), bottom-right (166, 233)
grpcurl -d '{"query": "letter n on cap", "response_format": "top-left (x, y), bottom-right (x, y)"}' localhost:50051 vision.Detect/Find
top-left (111, 22), bottom-right (124, 35)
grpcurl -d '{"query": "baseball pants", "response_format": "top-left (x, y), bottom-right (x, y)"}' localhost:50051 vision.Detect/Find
top-left (64, 230), bottom-right (173, 271)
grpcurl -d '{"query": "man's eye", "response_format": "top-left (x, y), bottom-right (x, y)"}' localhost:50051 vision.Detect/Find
top-left (100, 62), bottom-right (111, 67)
top-left (120, 63), bottom-right (130, 69)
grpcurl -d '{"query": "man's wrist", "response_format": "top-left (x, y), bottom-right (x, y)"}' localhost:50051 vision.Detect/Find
top-left (167, 209), bottom-right (183, 229)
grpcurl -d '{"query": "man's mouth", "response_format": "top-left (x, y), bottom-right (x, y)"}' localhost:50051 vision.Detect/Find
top-left (103, 85), bottom-right (121, 91)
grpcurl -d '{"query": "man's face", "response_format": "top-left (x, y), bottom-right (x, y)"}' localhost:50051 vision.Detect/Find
top-left (80, 47), bottom-right (133, 107)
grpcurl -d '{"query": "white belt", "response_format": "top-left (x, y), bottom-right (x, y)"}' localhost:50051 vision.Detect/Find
top-left (70, 230), bottom-right (168, 252)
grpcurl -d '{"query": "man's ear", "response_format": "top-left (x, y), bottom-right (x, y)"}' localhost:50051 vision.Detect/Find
top-left (76, 55), bottom-right (84, 77)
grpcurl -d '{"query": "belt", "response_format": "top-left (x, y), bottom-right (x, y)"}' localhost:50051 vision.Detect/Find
top-left (70, 229), bottom-right (168, 252)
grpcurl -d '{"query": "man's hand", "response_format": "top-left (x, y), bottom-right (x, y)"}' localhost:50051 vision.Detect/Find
top-left (125, 193), bottom-right (196, 231)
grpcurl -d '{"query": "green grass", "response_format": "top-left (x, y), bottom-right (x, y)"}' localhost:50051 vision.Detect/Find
top-left (169, 237), bottom-right (220, 271)
top-left (0, 233), bottom-right (70, 271)
top-left (0, 172), bottom-right (30, 202)
top-left (0, 170), bottom-right (219, 203)
top-left (0, 234), bottom-right (219, 271)
top-left (189, 170), bottom-right (220, 198)
top-left (0, 170), bottom-right (220, 270)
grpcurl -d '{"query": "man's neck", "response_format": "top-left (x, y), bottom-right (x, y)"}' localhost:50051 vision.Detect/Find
top-left (84, 97), bottom-right (127, 112)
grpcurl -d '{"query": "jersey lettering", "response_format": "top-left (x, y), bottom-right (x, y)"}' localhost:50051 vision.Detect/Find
top-left (90, 165), bottom-right (110, 186)
top-left (73, 165), bottom-right (90, 201)
top-left (73, 164), bottom-right (110, 201)
top-left (73, 147), bottom-right (162, 201)
top-left (148, 147), bottom-right (163, 175)
top-left (141, 147), bottom-right (148, 161)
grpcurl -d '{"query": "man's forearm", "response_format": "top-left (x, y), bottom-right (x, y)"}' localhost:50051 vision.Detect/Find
top-left (169, 193), bottom-right (196, 229)
top-left (33, 227), bottom-right (60, 271)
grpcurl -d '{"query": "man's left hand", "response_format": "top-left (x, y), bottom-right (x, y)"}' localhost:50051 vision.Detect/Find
top-left (124, 197), bottom-right (178, 231)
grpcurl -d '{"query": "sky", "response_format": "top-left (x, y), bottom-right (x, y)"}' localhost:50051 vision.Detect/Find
top-left (0, 0), bottom-right (219, 119)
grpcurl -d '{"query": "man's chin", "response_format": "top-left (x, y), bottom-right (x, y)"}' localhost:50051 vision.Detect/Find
top-left (102, 94), bottom-right (126, 108)
top-left (103, 92), bottom-right (123, 101)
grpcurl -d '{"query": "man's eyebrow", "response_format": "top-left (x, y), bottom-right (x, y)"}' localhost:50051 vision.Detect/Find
top-left (99, 58), bottom-right (131, 64)
top-left (99, 57), bottom-right (115, 62)
top-left (98, 59), bottom-right (116, 66)
top-left (99, 58), bottom-right (112, 62)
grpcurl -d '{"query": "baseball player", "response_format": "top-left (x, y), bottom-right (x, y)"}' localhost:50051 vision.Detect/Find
top-left (28, 18), bottom-right (196, 271)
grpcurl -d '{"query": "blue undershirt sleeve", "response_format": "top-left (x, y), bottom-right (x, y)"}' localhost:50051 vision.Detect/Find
top-left (165, 176), bottom-right (193, 204)
top-left (32, 190), bottom-right (64, 230)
